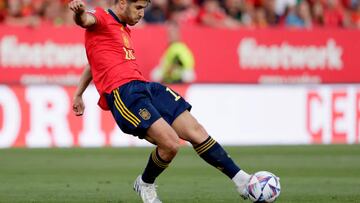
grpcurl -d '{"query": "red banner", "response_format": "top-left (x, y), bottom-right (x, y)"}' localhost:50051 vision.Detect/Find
top-left (0, 25), bottom-right (359, 84)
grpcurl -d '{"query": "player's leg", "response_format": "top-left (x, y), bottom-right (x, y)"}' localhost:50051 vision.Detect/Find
top-left (146, 82), bottom-right (250, 188)
top-left (147, 82), bottom-right (249, 198)
top-left (171, 110), bottom-right (251, 198)
top-left (141, 117), bottom-right (180, 184)
top-left (133, 118), bottom-right (179, 203)
top-left (105, 82), bottom-right (180, 203)
top-left (108, 82), bottom-right (180, 183)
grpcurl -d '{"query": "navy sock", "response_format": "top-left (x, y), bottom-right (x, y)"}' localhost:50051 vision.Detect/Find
top-left (141, 148), bottom-right (170, 184)
top-left (194, 136), bottom-right (240, 178)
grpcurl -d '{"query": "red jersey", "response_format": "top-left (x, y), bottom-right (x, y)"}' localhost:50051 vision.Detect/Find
top-left (85, 7), bottom-right (147, 110)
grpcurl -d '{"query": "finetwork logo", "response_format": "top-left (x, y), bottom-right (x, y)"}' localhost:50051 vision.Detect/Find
top-left (238, 38), bottom-right (343, 70)
top-left (0, 35), bottom-right (88, 68)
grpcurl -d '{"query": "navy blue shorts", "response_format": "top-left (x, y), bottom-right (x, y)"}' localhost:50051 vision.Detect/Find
top-left (105, 80), bottom-right (192, 138)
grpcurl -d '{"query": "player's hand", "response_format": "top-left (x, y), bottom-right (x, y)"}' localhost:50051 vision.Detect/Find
top-left (68, 0), bottom-right (86, 15)
top-left (72, 95), bottom-right (85, 116)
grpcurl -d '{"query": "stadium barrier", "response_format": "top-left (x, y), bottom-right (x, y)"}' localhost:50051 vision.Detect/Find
top-left (0, 84), bottom-right (359, 148)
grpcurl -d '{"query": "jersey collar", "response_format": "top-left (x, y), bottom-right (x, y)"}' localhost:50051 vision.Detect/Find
top-left (108, 9), bottom-right (127, 27)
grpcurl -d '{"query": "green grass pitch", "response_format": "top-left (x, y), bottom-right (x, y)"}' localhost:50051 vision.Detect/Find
top-left (0, 145), bottom-right (359, 203)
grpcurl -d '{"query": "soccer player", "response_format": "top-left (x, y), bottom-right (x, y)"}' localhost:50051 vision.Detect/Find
top-left (69, 0), bottom-right (251, 202)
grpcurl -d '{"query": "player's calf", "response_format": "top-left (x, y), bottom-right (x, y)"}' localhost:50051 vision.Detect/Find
top-left (141, 148), bottom-right (171, 184)
top-left (193, 136), bottom-right (251, 199)
top-left (194, 136), bottom-right (241, 178)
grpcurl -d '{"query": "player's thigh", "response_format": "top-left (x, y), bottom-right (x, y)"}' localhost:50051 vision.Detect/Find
top-left (171, 110), bottom-right (208, 145)
top-left (149, 82), bottom-right (191, 125)
top-left (145, 118), bottom-right (180, 150)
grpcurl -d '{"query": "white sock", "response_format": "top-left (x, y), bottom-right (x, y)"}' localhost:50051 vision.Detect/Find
top-left (232, 170), bottom-right (251, 187)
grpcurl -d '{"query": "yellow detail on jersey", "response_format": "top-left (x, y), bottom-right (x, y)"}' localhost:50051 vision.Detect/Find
top-left (122, 33), bottom-right (130, 48)
top-left (113, 89), bottom-right (141, 126)
top-left (123, 47), bottom-right (136, 60)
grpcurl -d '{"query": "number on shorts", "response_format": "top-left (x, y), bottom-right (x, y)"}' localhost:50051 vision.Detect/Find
top-left (166, 87), bottom-right (181, 101)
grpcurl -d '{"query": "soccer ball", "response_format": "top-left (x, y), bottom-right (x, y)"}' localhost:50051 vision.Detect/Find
top-left (247, 171), bottom-right (281, 203)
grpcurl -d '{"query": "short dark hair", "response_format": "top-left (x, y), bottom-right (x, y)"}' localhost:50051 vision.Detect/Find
top-left (128, 0), bottom-right (151, 2)
top-left (114, 0), bottom-right (151, 3)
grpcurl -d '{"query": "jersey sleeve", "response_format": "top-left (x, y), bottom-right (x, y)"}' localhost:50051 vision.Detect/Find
top-left (86, 7), bottom-right (106, 28)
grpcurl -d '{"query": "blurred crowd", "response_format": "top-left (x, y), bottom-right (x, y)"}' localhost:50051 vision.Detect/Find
top-left (0, 0), bottom-right (359, 28)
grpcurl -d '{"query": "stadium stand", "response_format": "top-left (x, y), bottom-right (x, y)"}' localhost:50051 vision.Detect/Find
top-left (0, 0), bottom-right (359, 28)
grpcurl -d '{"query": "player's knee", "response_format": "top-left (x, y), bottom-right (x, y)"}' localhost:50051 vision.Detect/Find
top-left (159, 140), bottom-right (179, 160)
top-left (166, 141), bottom-right (180, 157)
top-left (189, 122), bottom-right (208, 144)
top-left (193, 122), bottom-right (207, 135)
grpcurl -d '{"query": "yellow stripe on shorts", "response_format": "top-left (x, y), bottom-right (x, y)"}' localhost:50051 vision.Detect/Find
top-left (113, 90), bottom-right (140, 127)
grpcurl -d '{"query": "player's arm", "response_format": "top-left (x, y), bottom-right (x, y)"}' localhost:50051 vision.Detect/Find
top-left (68, 0), bottom-right (96, 28)
top-left (72, 65), bottom-right (92, 116)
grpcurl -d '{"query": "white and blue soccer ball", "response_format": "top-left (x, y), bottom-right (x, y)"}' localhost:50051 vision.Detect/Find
top-left (247, 171), bottom-right (281, 203)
